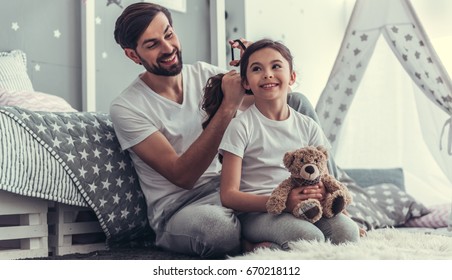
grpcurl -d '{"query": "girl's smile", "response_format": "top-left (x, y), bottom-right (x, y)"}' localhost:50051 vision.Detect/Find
top-left (260, 83), bottom-right (279, 89)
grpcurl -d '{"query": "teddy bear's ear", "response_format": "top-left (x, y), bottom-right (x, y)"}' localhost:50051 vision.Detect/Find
top-left (316, 146), bottom-right (329, 159)
top-left (283, 151), bottom-right (295, 168)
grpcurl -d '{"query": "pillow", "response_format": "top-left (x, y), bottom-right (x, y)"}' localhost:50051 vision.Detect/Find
top-left (404, 203), bottom-right (451, 228)
top-left (345, 181), bottom-right (394, 230)
top-left (0, 88), bottom-right (77, 112)
top-left (338, 168), bottom-right (430, 230)
top-left (0, 50), bottom-right (34, 91)
top-left (365, 184), bottom-right (429, 222)
top-left (344, 168), bottom-right (405, 190)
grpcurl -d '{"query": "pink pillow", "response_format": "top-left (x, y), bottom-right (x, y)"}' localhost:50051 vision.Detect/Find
top-left (404, 203), bottom-right (451, 228)
top-left (0, 88), bottom-right (77, 112)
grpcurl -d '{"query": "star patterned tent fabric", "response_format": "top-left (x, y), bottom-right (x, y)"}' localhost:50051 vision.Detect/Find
top-left (315, 0), bottom-right (452, 184)
top-left (0, 106), bottom-right (154, 247)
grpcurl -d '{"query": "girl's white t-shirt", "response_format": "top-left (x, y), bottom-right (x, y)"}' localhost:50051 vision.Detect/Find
top-left (219, 104), bottom-right (330, 195)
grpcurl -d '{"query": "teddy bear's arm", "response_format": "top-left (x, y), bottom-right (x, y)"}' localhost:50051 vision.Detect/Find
top-left (266, 179), bottom-right (294, 215)
top-left (321, 174), bottom-right (343, 193)
top-left (326, 175), bottom-right (352, 199)
top-left (321, 174), bottom-right (353, 214)
top-left (323, 175), bottom-right (352, 202)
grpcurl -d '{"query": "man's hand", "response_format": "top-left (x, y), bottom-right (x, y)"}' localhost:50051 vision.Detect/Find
top-left (220, 70), bottom-right (246, 111)
top-left (284, 182), bottom-right (325, 213)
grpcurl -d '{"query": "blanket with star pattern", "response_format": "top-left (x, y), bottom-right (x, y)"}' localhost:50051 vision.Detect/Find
top-left (0, 106), bottom-right (154, 247)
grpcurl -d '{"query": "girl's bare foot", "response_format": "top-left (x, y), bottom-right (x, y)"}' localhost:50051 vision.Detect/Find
top-left (359, 227), bottom-right (367, 237)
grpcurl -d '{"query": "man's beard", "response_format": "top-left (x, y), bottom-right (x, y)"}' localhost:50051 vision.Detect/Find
top-left (140, 50), bottom-right (183, 76)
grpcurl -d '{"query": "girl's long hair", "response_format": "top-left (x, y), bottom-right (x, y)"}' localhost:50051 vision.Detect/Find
top-left (201, 73), bottom-right (225, 130)
top-left (201, 73), bottom-right (225, 163)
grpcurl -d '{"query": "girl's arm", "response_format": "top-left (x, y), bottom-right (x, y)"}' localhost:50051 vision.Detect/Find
top-left (220, 151), bottom-right (270, 212)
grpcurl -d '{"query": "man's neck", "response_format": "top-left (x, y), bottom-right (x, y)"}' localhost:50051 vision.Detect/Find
top-left (141, 71), bottom-right (183, 104)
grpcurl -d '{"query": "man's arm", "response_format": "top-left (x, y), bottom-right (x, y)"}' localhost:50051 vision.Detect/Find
top-left (132, 71), bottom-right (245, 190)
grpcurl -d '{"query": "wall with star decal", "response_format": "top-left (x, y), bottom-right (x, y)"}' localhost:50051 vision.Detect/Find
top-left (0, 0), bottom-right (82, 110)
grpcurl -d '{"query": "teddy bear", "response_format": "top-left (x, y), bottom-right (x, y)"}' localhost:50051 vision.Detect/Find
top-left (266, 146), bottom-right (352, 223)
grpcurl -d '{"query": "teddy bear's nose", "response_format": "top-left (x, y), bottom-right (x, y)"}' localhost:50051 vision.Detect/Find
top-left (304, 165), bottom-right (315, 174)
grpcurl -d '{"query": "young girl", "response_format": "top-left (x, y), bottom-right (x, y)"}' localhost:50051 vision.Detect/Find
top-left (218, 39), bottom-right (360, 250)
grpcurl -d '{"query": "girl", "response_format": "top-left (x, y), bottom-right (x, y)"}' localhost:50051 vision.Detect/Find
top-left (218, 39), bottom-right (360, 251)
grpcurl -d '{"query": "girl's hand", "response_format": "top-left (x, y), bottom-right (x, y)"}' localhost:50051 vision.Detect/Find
top-left (284, 183), bottom-right (324, 213)
top-left (302, 181), bottom-right (326, 201)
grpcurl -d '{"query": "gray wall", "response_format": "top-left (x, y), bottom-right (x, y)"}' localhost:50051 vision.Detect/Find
top-left (0, 0), bottom-right (214, 112)
top-left (0, 0), bottom-right (82, 110)
top-left (225, 0), bottom-right (245, 67)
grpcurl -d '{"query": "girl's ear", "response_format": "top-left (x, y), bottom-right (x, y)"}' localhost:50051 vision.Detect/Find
top-left (124, 48), bottom-right (142, 65)
top-left (289, 71), bottom-right (297, 86)
top-left (242, 79), bottom-right (251, 90)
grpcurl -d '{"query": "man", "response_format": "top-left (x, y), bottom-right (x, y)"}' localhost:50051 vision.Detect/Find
top-left (111, 2), bottom-right (326, 258)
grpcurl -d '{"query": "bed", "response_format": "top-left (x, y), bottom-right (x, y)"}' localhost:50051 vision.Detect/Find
top-left (1, 49), bottom-right (451, 260)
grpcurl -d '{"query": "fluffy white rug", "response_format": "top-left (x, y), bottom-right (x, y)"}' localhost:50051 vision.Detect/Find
top-left (229, 228), bottom-right (452, 260)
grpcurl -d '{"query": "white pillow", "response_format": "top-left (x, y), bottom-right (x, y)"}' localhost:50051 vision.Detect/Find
top-left (0, 49), bottom-right (34, 91)
top-left (0, 88), bottom-right (77, 112)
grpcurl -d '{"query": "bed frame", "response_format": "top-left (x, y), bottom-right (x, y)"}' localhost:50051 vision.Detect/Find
top-left (0, 190), bottom-right (105, 260)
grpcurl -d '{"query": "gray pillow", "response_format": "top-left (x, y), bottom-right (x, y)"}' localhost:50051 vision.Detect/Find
top-left (344, 168), bottom-right (405, 190)
top-left (338, 168), bottom-right (430, 230)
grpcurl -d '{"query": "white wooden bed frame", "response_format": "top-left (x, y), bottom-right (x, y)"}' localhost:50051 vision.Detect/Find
top-left (0, 190), bottom-right (105, 260)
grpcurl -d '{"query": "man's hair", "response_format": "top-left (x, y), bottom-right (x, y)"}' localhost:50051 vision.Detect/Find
top-left (114, 2), bottom-right (173, 50)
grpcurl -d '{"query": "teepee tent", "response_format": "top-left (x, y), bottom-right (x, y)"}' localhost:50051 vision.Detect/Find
top-left (315, 0), bottom-right (452, 188)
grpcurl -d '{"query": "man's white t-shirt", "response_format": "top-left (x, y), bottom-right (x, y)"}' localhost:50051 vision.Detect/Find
top-left (110, 61), bottom-right (224, 230)
top-left (219, 104), bottom-right (331, 195)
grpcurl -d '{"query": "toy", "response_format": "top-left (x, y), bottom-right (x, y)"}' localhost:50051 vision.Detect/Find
top-left (266, 146), bottom-right (352, 223)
